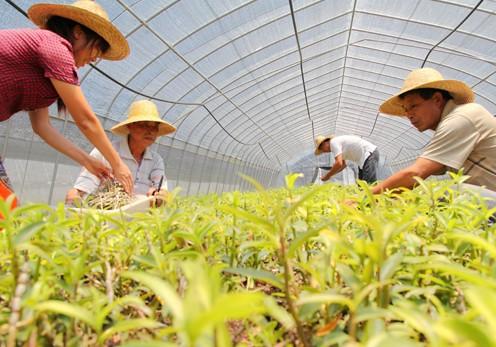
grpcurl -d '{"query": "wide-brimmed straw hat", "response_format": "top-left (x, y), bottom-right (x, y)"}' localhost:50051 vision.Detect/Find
top-left (379, 68), bottom-right (474, 117)
top-left (28, 0), bottom-right (130, 61)
top-left (314, 135), bottom-right (333, 155)
top-left (111, 100), bottom-right (176, 137)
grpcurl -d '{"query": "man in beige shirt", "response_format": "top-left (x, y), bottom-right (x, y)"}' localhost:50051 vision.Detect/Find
top-left (373, 67), bottom-right (496, 194)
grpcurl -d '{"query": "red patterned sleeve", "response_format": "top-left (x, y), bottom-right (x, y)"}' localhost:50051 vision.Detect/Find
top-left (37, 32), bottom-right (79, 86)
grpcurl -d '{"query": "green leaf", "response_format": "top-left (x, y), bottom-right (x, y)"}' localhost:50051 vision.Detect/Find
top-left (465, 286), bottom-right (496, 332)
top-left (420, 262), bottom-right (496, 288)
top-left (122, 271), bottom-right (184, 322)
top-left (96, 295), bottom-right (151, 330)
top-left (285, 173), bottom-right (304, 190)
top-left (446, 233), bottom-right (496, 259)
top-left (239, 174), bottom-right (266, 192)
top-left (354, 307), bottom-right (392, 323)
top-left (284, 184), bottom-right (329, 222)
top-left (13, 221), bottom-right (45, 246)
top-left (380, 252), bottom-right (403, 282)
top-left (288, 228), bottom-right (320, 257)
top-left (366, 333), bottom-right (423, 347)
top-left (389, 301), bottom-right (435, 342)
top-left (296, 293), bottom-right (353, 308)
top-left (336, 264), bottom-right (361, 293)
top-left (119, 341), bottom-right (175, 347)
top-left (192, 292), bottom-right (266, 330)
top-left (435, 317), bottom-right (495, 347)
top-left (215, 323), bottom-right (232, 347)
top-left (99, 319), bottom-right (163, 343)
top-left (264, 296), bottom-right (295, 329)
top-left (223, 267), bottom-right (284, 290)
top-left (219, 206), bottom-right (275, 232)
top-left (34, 301), bottom-right (96, 331)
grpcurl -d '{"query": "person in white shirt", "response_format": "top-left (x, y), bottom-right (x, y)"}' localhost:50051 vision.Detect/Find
top-left (314, 134), bottom-right (379, 184)
top-left (65, 100), bottom-right (175, 205)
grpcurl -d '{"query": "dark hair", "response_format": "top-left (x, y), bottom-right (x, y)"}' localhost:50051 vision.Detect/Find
top-left (399, 88), bottom-right (453, 101)
top-left (45, 16), bottom-right (110, 114)
top-left (46, 16), bottom-right (109, 53)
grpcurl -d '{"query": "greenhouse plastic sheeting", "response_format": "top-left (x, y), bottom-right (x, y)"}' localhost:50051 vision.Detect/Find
top-left (1, 0), bottom-right (495, 202)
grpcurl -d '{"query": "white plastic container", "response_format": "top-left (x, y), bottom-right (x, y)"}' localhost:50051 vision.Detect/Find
top-left (68, 194), bottom-right (154, 216)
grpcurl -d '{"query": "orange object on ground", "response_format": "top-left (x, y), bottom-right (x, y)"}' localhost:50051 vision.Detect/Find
top-left (0, 178), bottom-right (17, 211)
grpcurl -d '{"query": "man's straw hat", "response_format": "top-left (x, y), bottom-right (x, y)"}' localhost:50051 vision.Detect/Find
top-left (314, 135), bottom-right (333, 155)
top-left (28, 0), bottom-right (129, 60)
top-left (111, 100), bottom-right (176, 137)
top-left (380, 68), bottom-right (474, 116)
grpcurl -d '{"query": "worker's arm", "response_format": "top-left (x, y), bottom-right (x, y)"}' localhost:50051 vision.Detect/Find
top-left (321, 154), bottom-right (346, 181)
top-left (28, 108), bottom-right (111, 179)
top-left (50, 79), bottom-right (133, 193)
top-left (372, 157), bottom-right (446, 194)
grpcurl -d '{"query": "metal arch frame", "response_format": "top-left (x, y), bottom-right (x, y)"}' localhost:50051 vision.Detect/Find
top-left (176, 67), bottom-right (386, 159)
top-left (336, 114), bottom-right (429, 154)
top-left (165, 101), bottom-right (253, 194)
top-left (203, 36), bottom-right (349, 97)
top-left (356, 8), bottom-right (495, 46)
top-left (170, 105), bottom-right (277, 195)
top-left (333, 0), bottom-right (358, 133)
top-left (153, 4), bottom-right (352, 113)
top-left (258, 104), bottom-right (343, 155)
top-left (106, 27), bottom-right (352, 166)
top-left (114, 0), bottom-right (291, 159)
top-left (334, 8), bottom-right (496, 137)
top-left (344, 0), bottom-right (423, 136)
top-left (141, 19), bottom-right (350, 159)
top-left (432, 0), bottom-right (494, 15)
top-left (349, 43), bottom-right (496, 91)
top-left (191, 44), bottom-right (350, 126)
top-left (237, 90), bottom-right (344, 148)
top-left (288, 0), bottom-right (316, 140)
top-left (350, 29), bottom-right (496, 65)
top-left (141, 19), bottom-right (351, 133)
top-left (101, 0), bottom-right (260, 114)
top-left (79, 0), bottom-right (181, 85)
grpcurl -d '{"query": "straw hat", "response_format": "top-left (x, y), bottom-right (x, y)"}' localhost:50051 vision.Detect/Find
top-left (379, 68), bottom-right (474, 116)
top-left (111, 100), bottom-right (176, 137)
top-left (314, 135), bottom-right (333, 155)
top-left (28, 0), bottom-right (129, 60)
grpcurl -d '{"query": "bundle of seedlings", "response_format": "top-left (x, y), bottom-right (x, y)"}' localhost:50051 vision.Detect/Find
top-left (84, 178), bottom-right (131, 210)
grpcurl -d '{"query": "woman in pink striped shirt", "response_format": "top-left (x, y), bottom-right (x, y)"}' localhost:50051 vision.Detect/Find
top-left (0, 0), bottom-right (133, 204)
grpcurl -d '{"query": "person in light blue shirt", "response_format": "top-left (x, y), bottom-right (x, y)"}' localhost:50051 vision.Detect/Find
top-left (66, 100), bottom-right (175, 205)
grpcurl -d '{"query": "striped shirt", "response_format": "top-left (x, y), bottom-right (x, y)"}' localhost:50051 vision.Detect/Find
top-left (74, 138), bottom-right (166, 196)
top-left (0, 29), bottom-right (79, 120)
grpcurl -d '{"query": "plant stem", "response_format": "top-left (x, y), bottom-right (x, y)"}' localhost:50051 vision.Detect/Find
top-left (279, 225), bottom-right (309, 347)
top-left (7, 257), bottom-right (30, 347)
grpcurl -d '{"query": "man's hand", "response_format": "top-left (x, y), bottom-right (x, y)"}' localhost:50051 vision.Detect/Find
top-left (65, 188), bottom-right (84, 206)
top-left (147, 188), bottom-right (169, 207)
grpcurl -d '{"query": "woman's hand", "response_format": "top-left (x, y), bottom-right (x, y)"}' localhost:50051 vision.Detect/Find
top-left (82, 155), bottom-right (112, 179)
top-left (111, 161), bottom-right (133, 194)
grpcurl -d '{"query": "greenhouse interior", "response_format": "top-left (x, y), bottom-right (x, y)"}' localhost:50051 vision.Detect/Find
top-left (1, 0), bottom-right (496, 346)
